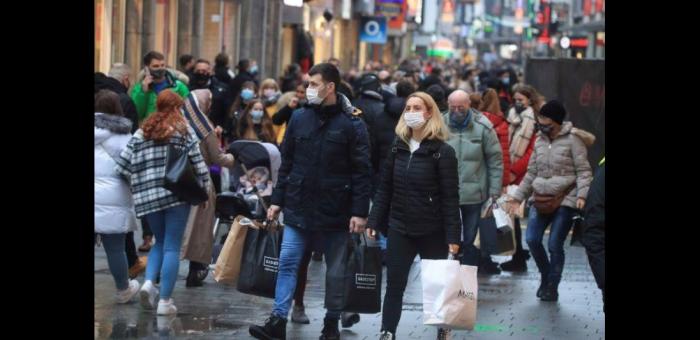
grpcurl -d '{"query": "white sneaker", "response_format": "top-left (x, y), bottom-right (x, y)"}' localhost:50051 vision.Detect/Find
top-left (157, 299), bottom-right (178, 315)
top-left (115, 279), bottom-right (140, 304)
top-left (139, 280), bottom-right (159, 310)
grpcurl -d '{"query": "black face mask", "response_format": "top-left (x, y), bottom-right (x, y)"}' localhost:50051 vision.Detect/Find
top-left (514, 102), bottom-right (526, 113)
top-left (193, 72), bottom-right (210, 84)
top-left (149, 68), bottom-right (166, 79)
top-left (535, 123), bottom-right (554, 135)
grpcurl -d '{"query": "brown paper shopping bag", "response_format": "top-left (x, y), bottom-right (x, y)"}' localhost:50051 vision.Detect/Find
top-left (213, 215), bottom-right (249, 285)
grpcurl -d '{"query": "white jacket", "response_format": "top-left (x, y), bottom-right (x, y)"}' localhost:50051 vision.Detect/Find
top-left (94, 113), bottom-right (138, 234)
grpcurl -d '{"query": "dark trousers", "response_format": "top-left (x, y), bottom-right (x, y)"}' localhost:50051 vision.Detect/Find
top-left (582, 223), bottom-right (605, 304)
top-left (514, 217), bottom-right (525, 254)
top-left (381, 229), bottom-right (448, 333)
top-left (141, 218), bottom-right (153, 238)
top-left (125, 231), bottom-right (138, 268)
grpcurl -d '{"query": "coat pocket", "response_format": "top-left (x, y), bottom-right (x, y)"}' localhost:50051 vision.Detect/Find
top-left (284, 174), bottom-right (304, 210)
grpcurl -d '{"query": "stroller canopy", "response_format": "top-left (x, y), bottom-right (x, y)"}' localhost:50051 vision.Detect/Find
top-left (227, 140), bottom-right (281, 186)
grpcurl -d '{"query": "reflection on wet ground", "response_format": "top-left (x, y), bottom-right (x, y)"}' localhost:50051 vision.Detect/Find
top-left (95, 234), bottom-right (604, 339)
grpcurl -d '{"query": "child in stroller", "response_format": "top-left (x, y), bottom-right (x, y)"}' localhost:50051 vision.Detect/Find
top-left (234, 166), bottom-right (274, 218)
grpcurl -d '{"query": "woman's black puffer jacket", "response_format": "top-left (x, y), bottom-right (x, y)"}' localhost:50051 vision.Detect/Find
top-left (368, 138), bottom-right (461, 245)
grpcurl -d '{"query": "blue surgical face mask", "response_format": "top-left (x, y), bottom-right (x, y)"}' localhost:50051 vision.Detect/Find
top-left (241, 88), bottom-right (255, 101)
top-left (501, 77), bottom-right (510, 85)
top-left (251, 109), bottom-right (264, 124)
top-left (249, 65), bottom-right (258, 74)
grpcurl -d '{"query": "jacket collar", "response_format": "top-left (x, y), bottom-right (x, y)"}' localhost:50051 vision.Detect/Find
top-left (395, 138), bottom-right (441, 155)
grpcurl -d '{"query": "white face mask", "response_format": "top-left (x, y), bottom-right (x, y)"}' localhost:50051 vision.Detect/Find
top-left (404, 111), bottom-right (426, 128)
top-left (306, 84), bottom-right (326, 105)
top-left (251, 110), bottom-right (264, 124)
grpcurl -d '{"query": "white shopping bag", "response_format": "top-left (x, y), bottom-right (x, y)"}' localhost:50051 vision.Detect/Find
top-left (492, 204), bottom-right (513, 232)
top-left (421, 257), bottom-right (478, 330)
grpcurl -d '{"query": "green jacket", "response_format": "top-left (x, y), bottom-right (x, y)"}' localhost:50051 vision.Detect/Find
top-left (444, 109), bottom-right (503, 205)
top-left (130, 72), bottom-right (190, 121)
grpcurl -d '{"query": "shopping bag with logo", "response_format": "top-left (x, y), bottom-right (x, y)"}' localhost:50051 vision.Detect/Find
top-left (236, 222), bottom-right (283, 298)
top-left (421, 255), bottom-right (478, 330)
top-left (340, 234), bottom-right (382, 313)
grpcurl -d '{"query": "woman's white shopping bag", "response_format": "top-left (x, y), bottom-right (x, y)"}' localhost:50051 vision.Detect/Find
top-left (492, 204), bottom-right (513, 232)
top-left (421, 258), bottom-right (478, 330)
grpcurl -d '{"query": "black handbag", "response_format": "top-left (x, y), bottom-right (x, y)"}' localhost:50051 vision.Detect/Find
top-left (163, 142), bottom-right (208, 205)
top-left (569, 212), bottom-right (585, 247)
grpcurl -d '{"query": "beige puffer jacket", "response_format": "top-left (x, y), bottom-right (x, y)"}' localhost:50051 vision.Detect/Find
top-left (512, 122), bottom-right (594, 209)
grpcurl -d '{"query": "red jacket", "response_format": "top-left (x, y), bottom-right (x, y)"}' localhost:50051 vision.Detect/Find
top-left (511, 133), bottom-right (536, 185)
top-left (482, 111), bottom-right (511, 187)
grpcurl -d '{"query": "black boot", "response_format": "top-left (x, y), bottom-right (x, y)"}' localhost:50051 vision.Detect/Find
top-left (185, 263), bottom-right (207, 288)
top-left (500, 250), bottom-right (528, 272)
top-left (536, 276), bottom-right (548, 298)
top-left (478, 256), bottom-right (502, 275)
top-left (249, 314), bottom-right (287, 340)
top-left (319, 317), bottom-right (340, 340)
top-left (341, 312), bottom-right (360, 328)
top-left (540, 281), bottom-right (559, 302)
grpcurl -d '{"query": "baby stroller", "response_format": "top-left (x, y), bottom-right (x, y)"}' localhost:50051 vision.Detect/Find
top-left (211, 140), bottom-right (281, 263)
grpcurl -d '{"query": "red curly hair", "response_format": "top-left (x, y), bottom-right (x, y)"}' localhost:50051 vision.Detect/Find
top-left (142, 90), bottom-right (188, 141)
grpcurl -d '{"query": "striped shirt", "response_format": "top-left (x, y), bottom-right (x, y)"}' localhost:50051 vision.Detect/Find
top-left (115, 126), bottom-right (210, 217)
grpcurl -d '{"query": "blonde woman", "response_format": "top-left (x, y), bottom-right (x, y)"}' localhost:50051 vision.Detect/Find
top-left (366, 92), bottom-right (461, 340)
top-left (258, 78), bottom-right (285, 143)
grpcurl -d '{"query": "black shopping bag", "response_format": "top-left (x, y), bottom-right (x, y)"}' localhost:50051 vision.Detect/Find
top-left (338, 235), bottom-right (383, 314)
top-left (236, 224), bottom-right (283, 298)
top-left (495, 227), bottom-right (516, 256)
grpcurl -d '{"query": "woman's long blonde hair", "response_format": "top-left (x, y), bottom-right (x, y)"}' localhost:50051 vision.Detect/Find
top-left (395, 91), bottom-right (450, 144)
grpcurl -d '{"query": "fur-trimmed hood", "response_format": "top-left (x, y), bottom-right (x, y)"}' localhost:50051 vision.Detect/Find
top-left (95, 112), bottom-right (133, 145)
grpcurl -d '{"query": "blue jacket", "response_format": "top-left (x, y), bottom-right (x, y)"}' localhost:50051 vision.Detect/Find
top-left (270, 94), bottom-right (372, 231)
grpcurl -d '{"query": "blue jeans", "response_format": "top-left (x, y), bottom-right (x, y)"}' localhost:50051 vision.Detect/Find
top-left (525, 206), bottom-right (575, 285)
top-left (144, 204), bottom-right (191, 300)
top-left (100, 233), bottom-right (129, 290)
top-left (272, 225), bottom-right (349, 321)
top-left (460, 203), bottom-right (483, 266)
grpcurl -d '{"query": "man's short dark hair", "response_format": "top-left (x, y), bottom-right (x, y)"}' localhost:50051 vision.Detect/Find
top-left (309, 63), bottom-right (341, 90)
top-left (215, 53), bottom-right (229, 67)
top-left (195, 59), bottom-right (211, 66)
top-left (143, 51), bottom-right (165, 66)
top-left (179, 54), bottom-right (194, 68)
top-left (396, 80), bottom-right (416, 98)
